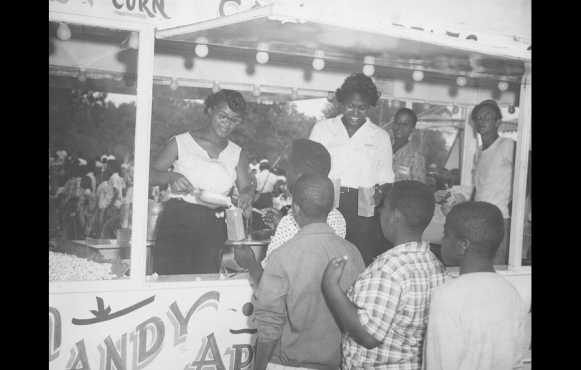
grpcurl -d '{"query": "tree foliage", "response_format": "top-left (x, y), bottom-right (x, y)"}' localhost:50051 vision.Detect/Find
top-left (49, 88), bottom-right (316, 169)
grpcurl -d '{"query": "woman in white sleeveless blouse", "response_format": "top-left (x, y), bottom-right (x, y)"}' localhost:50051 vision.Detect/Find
top-left (149, 90), bottom-right (254, 275)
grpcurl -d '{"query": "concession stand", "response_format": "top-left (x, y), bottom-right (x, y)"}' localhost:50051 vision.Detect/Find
top-left (49, 1), bottom-right (531, 369)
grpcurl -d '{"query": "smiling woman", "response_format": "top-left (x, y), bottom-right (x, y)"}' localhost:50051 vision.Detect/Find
top-left (148, 89), bottom-right (256, 275)
top-left (308, 73), bottom-right (395, 266)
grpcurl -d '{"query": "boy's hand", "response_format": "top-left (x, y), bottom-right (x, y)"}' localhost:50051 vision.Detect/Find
top-left (322, 256), bottom-right (348, 290)
top-left (233, 245), bottom-right (258, 270)
top-left (261, 207), bottom-right (283, 230)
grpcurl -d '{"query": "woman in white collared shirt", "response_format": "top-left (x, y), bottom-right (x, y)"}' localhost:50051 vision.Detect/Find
top-left (309, 73), bottom-right (394, 266)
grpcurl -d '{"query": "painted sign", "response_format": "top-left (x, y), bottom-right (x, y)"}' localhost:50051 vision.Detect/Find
top-left (49, 283), bottom-right (258, 369)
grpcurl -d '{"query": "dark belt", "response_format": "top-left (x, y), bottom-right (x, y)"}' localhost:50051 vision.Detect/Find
top-left (340, 187), bottom-right (358, 193)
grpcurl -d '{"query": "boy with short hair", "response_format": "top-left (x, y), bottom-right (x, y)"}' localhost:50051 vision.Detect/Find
top-left (322, 180), bottom-right (450, 370)
top-left (392, 108), bottom-right (426, 183)
top-left (422, 201), bottom-right (526, 370)
top-left (254, 173), bottom-right (366, 370)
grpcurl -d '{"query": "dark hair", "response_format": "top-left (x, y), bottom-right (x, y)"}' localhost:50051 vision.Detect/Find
top-left (259, 162), bottom-right (270, 171)
top-left (471, 102), bottom-right (502, 122)
top-left (384, 180), bottom-right (435, 232)
top-left (395, 108), bottom-right (418, 125)
top-left (292, 173), bottom-right (334, 218)
top-left (287, 139), bottom-right (331, 177)
top-left (446, 201), bottom-right (505, 259)
top-left (335, 73), bottom-right (381, 107)
top-left (204, 89), bottom-right (247, 114)
top-left (107, 159), bottom-right (121, 174)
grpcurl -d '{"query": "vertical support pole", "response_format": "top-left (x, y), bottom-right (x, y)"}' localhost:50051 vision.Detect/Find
top-left (508, 63), bottom-right (532, 271)
top-left (130, 24), bottom-right (155, 283)
top-left (460, 107), bottom-right (477, 186)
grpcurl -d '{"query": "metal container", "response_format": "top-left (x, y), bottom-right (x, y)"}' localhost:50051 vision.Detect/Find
top-left (147, 199), bottom-right (165, 241)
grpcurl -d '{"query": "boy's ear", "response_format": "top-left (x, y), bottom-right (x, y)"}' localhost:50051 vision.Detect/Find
top-left (291, 201), bottom-right (301, 217)
top-left (391, 207), bottom-right (400, 226)
top-left (458, 238), bottom-right (470, 256)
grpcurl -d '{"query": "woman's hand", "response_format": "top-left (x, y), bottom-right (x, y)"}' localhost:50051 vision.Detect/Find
top-left (237, 189), bottom-right (254, 217)
top-left (371, 183), bottom-right (391, 206)
top-left (169, 173), bottom-right (196, 194)
top-left (261, 207), bottom-right (283, 230)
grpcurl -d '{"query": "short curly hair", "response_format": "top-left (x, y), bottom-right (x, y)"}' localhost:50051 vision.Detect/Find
top-left (204, 89), bottom-right (247, 114)
top-left (335, 73), bottom-right (381, 107)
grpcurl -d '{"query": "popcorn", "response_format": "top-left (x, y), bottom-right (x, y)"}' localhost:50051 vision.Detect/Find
top-left (49, 251), bottom-right (117, 282)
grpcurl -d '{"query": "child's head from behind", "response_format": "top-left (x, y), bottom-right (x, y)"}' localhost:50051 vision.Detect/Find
top-left (291, 173), bottom-right (334, 228)
top-left (107, 159), bottom-right (121, 175)
top-left (380, 180), bottom-right (435, 242)
top-left (442, 201), bottom-right (504, 266)
top-left (285, 139), bottom-right (331, 192)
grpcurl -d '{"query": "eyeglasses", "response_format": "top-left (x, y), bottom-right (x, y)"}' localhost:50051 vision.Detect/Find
top-left (215, 109), bottom-right (242, 125)
top-left (475, 113), bottom-right (496, 122)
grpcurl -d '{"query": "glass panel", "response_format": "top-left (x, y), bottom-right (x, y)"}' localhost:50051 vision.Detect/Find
top-left (49, 22), bottom-right (138, 281)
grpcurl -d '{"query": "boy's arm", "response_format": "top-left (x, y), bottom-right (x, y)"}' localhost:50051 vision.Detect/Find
top-left (254, 257), bottom-right (289, 370)
top-left (322, 258), bottom-right (381, 349)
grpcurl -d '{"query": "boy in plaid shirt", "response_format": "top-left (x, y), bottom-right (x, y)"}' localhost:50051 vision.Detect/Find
top-left (323, 180), bottom-right (451, 370)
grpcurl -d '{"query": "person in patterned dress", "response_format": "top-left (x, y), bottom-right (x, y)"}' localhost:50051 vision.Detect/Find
top-left (234, 139), bottom-right (347, 289)
top-left (392, 108), bottom-right (426, 183)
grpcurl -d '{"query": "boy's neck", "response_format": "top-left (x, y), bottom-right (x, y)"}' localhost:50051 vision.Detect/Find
top-left (296, 216), bottom-right (327, 229)
top-left (393, 137), bottom-right (409, 153)
top-left (481, 132), bottom-right (499, 150)
top-left (459, 256), bottom-right (496, 275)
top-left (392, 229), bottom-right (424, 247)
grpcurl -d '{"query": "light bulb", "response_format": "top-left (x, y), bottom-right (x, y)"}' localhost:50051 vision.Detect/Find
top-left (423, 101), bottom-right (431, 111)
top-left (256, 51), bottom-right (269, 64)
top-left (392, 99), bottom-right (400, 108)
top-left (363, 64), bottom-right (375, 77)
top-left (170, 79), bottom-right (179, 90)
top-left (412, 70), bottom-right (424, 82)
top-left (128, 32), bottom-right (139, 49)
top-left (57, 23), bottom-right (71, 41)
top-left (456, 76), bottom-right (467, 86)
top-left (312, 58), bottom-right (325, 71)
top-left (252, 85), bottom-right (261, 97)
top-left (77, 71), bottom-right (87, 82)
top-left (212, 81), bottom-right (221, 93)
top-left (508, 104), bottom-right (515, 114)
top-left (452, 104), bottom-right (459, 114)
top-left (498, 81), bottom-right (509, 91)
top-left (327, 92), bottom-right (335, 102)
top-left (195, 44), bottom-right (209, 58)
top-left (290, 88), bottom-right (299, 100)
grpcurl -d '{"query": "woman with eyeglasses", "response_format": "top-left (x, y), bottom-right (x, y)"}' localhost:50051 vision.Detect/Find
top-left (149, 90), bottom-right (254, 275)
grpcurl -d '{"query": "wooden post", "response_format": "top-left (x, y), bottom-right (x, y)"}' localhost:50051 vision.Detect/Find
top-left (508, 63), bottom-right (531, 271)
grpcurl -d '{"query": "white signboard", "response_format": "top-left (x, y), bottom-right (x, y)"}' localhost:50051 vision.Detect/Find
top-left (49, 284), bottom-right (258, 369)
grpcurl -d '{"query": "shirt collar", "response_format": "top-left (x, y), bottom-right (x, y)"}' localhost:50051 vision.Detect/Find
top-left (388, 240), bottom-right (431, 255)
top-left (296, 222), bottom-right (335, 236)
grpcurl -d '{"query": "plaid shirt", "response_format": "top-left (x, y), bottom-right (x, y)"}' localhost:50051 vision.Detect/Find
top-left (342, 241), bottom-right (451, 370)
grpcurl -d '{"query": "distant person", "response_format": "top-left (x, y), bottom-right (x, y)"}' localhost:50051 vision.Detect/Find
top-left (447, 168), bottom-right (461, 187)
top-left (309, 73), bottom-right (394, 266)
top-left (426, 176), bottom-right (436, 192)
top-left (423, 201), bottom-right (526, 370)
top-left (253, 161), bottom-right (279, 230)
top-left (322, 181), bottom-right (451, 370)
top-left (392, 108), bottom-right (426, 183)
top-left (472, 99), bottom-right (516, 265)
top-left (254, 173), bottom-right (365, 370)
top-left (249, 157), bottom-right (260, 172)
top-left (77, 151), bottom-right (87, 166)
top-left (427, 163), bottom-right (438, 177)
top-left (56, 148), bottom-right (67, 165)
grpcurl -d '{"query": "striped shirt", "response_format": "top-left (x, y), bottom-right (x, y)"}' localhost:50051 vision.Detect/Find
top-left (261, 208), bottom-right (346, 268)
top-left (342, 241), bottom-right (451, 370)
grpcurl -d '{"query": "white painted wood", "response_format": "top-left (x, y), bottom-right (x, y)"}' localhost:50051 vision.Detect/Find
top-left (461, 108), bottom-right (477, 186)
top-left (508, 64), bottom-right (531, 272)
